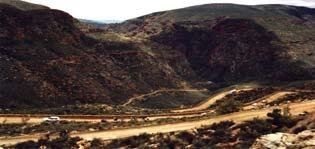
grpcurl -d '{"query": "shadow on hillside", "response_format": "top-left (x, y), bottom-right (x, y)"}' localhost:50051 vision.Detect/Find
top-left (151, 18), bottom-right (314, 83)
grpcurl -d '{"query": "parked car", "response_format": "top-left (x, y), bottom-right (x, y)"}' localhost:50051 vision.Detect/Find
top-left (201, 112), bottom-right (207, 116)
top-left (227, 89), bottom-right (237, 95)
top-left (43, 116), bottom-right (61, 122)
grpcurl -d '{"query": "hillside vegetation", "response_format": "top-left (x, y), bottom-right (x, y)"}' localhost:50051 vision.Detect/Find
top-left (0, 1), bottom-right (314, 109)
top-left (0, 2), bottom-right (186, 108)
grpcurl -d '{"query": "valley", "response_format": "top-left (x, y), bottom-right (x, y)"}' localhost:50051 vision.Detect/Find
top-left (0, 0), bottom-right (315, 148)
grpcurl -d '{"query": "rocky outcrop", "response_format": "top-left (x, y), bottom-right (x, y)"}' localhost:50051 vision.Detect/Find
top-left (251, 130), bottom-right (315, 149)
top-left (290, 112), bottom-right (315, 134)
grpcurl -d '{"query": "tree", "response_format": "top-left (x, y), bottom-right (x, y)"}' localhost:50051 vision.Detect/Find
top-left (267, 109), bottom-right (295, 129)
top-left (282, 103), bottom-right (291, 117)
top-left (267, 109), bottom-right (283, 125)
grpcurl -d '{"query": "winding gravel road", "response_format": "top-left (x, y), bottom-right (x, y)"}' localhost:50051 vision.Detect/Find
top-left (171, 88), bottom-right (253, 113)
top-left (1, 101), bottom-right (315, 146)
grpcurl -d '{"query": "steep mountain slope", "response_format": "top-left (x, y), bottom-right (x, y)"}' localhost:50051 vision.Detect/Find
top-left (0, 1), bottom-right (314, 109)
top-left (150, 19), bottom-right (312, 81)
top-left (0, 2), bottom-right (186, 108)
top-left (107, 4), bottom-right (315, 82)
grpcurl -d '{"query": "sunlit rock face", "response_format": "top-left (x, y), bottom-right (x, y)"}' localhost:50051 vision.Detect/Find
top-left (251, 130), bottom-right (315, 149)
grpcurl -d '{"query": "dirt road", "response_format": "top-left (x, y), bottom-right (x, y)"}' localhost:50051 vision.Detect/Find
top-left (0, 113), bottom-right (203, 124)
top-left (263, 92), bottom-right (296, 103)
top-left (171, 88), bottom-right (253, 113)
top-left (2, 101), bottom-right (315, 146)
top-left (123, 89), bottom-right (208, 106)
top-left (0, 87), bottom-right (251, 124)
top-left (243, 91), bottom-right (296, 110)
top-left (0, 89), bottom-right (298, 125)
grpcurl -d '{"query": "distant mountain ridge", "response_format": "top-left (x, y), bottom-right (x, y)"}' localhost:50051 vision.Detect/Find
top-left (79, 19), bottom-right (122, 24)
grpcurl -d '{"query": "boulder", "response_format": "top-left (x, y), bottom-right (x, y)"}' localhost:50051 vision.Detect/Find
top-left (251, 130), bottom-right (315, 149)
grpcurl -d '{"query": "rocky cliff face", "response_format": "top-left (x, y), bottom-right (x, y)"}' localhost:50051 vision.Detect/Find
top-left (252, 112), bottom-right (315, 149)
top-left (251, 130), bottom-right (315, 149)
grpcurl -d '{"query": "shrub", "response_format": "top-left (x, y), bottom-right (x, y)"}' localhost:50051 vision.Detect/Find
top-left (14, 141), bottom-right (39, 149)
top-left (176, 131), bottom-right (195, 144)
top-left (209, 121), bottom-right (235, 130)
top-left (292, 126), bottom-right (307, 134)
top-left (90, 138), bottom-right (104, 148)
top-left (238, 118), bottom-right (272, 139)
top-left (267, 109), bottom-right (295, 129)
top-left (237, 118), bottom-right (273, 147)
top-left (215, 99), bottom-right (242, 114)
top-left (49, 136), bottom-right (82, 149)
top-left (197, 121), bottom-right (236, 146)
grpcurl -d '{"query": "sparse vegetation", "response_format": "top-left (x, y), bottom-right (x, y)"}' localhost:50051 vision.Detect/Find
top-left (0, 104), bottom-right (166, 115)
top-left (269, 91), bottom-right (315, 105)
top-left (7, 109), bottom-right (305, 149)
top-left (133, 91), bottom-right (212, 109)
top-left (0, 114), bottom-right (217, 137)
top-left (101, 109), bottom-right (301, 148)
top-left (1, 1), bottom-right (314, 110)
top-left (1, 1), bottom-right (315, 148)
top-left (210, 87), bottom-right (276, 109)
top-left (14, 135), bottom-right (83, 149)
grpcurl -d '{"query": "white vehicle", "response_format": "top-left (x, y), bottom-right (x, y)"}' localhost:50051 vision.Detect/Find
top-left (43, 116), bottom-right (61, 122)
top-left (201, 112), bottom-right (207, 116)
top-left (228, 89), bottom-right (237, 94)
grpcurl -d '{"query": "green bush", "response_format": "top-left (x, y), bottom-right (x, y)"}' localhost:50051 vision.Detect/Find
top-left (215, 99), bottom-right (242, 114)
top-left (267, 109), bottom-right (295, 129)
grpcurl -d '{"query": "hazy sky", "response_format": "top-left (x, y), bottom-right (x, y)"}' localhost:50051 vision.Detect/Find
top-left (23, 0), bottom-right (315, 21)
